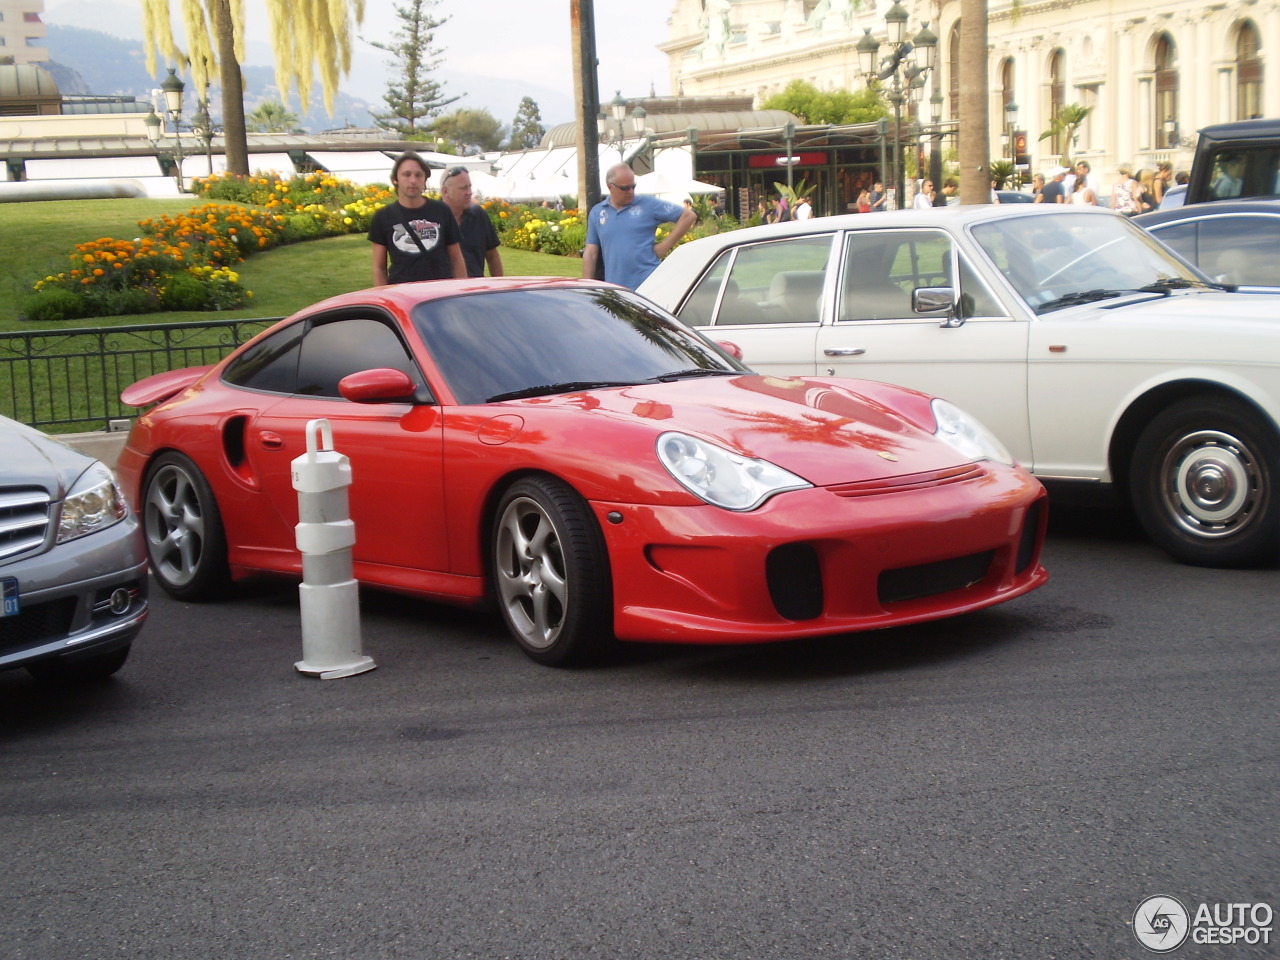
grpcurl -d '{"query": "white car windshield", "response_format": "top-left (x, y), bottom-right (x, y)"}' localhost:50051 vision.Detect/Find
top-left (970, 212), bottom-right (1210, 314)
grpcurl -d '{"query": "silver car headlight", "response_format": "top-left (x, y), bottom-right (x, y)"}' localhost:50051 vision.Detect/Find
top-left (657, 431), bottom-right (812, 511)
top-left (931, 398), bottom-right (1014, 465)
top-left (57, 462), bottom-right (128, 543)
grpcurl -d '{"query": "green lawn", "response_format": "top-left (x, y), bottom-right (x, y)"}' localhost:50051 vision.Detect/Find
top-left (0, 197), bottom-right (582, 331)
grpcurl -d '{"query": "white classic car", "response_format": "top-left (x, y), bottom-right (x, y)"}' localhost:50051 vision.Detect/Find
top-left (639, 205), bottom-right (1280, 568)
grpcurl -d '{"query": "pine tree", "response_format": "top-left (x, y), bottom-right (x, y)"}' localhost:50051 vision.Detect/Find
top-left (506, 97), bottom-right (545, 150)
top-left (368, 0), bottom-right (459, 137)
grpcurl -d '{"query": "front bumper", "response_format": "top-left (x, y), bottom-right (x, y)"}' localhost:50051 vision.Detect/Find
top-left (0, 513), bottom-right (150, 673)
top-left (597, 465), bottom-right (1048, 644)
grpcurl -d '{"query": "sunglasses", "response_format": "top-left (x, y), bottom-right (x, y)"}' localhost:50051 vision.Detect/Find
top-left (610, 183), bottom-right (636, 192)
top-left (441, 166), bottom-right (468, 184)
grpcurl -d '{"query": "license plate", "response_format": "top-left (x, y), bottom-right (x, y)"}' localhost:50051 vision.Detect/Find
top-left (2, 577), bottom-right (18, 617)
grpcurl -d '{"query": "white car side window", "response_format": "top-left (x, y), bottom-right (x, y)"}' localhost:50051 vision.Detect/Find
top-left (837, 230), bottom-right (951, 322)
top-left (710, 235), bottom-right (834, 326)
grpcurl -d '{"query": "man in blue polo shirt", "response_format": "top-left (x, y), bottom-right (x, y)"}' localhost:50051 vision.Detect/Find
top-left (582, 163), bottom-right (698, 289)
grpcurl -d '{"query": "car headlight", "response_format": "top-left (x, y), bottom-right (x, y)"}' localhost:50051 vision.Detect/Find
top-left (657, 431), bottom-right (812, 511)
top-left (57, 463), bottom-right (128, 543)
top-left (931, 398), bottom-right (1014, 465)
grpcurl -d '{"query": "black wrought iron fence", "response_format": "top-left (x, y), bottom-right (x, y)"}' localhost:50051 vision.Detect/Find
top-left (0, 318), bottom-right (281, 432)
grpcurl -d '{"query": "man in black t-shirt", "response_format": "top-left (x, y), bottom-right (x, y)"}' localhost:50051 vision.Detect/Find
top-left (1038, 166), bottom-right (1067, 204)
top-left (368, 152), bottom-right (466, 285)
top-left (439, 165), bottom-right (504, 278)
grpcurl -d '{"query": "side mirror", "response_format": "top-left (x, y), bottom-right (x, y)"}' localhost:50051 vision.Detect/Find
top-left (914, 286), bottom-right (962, 328)
top-left (716, 339), bottom-right (744, 360)
top-left (338, 368), bottom-right (418, 403)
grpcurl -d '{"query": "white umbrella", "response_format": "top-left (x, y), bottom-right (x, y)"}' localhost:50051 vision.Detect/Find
top-left (502, 172), bottom-right (575, 203)
top-left (634, 170), bottom-right (725, 199)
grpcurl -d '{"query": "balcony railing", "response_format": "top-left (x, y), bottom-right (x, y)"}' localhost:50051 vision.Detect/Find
top-left (0, 318), bottom-right (280, 432)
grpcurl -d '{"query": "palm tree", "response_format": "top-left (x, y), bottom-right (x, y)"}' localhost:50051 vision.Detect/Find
top-left (246, 101), bottom-right (300, 133)
top-left (957, 0), bottom-right (991, 204)
top-left (142, 0), bottom-right (362, 175)
top-left (1040, 104), bottom-right (1093, 167)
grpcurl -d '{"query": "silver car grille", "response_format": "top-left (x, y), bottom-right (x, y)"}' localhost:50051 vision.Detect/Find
top-left (0, 488), bottom-right (52, 561)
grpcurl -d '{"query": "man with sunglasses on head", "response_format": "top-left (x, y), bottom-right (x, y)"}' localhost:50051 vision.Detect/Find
top-left (368, 151), bottom-right (466, 285)
top-left (439, 166), bottom-right (504, 278)
top-left (582, 162), bottom-right (698, 289)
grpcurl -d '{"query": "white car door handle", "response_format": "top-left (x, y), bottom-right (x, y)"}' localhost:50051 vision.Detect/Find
top-left (823, 348), bottom-right (866, 356)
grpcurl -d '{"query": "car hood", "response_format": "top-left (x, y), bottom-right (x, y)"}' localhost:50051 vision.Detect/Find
top-left (516, 374), bottom-right (974, 487)
top-left (0, 416), bottom-right (94, 498)
top-left (1090, 288), bottom-right (1280, 325)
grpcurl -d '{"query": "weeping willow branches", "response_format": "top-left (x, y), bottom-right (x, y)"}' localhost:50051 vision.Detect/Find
top-left (141, 0), bottom-right (362, 115)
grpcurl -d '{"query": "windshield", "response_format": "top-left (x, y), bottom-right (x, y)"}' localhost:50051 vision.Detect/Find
top-left (970, 212), bottom-right (1208, 314)
top-left (412, 286), bottom-right (747, 405)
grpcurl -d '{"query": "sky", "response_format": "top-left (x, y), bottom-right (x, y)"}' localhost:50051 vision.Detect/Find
top-left (266, 0), bottom-right (675, 125)
top-left (43, 0), bottom-right (675, 127)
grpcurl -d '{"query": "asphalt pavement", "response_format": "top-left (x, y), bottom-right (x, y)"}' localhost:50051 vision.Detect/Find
top-left (2, 507), bottom-right (1276, 960)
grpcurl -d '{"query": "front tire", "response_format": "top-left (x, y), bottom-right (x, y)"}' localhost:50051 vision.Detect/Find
top-left (142, 452), bottom-right (231, 600)
top-left (1130, 396), bottom-right (1280, 567)
top-left (491, 476), bottom-right (613, 666)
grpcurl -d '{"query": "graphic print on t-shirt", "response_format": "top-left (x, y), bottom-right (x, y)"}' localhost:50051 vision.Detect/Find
top-left (392, 219), bottom-right (441, 254)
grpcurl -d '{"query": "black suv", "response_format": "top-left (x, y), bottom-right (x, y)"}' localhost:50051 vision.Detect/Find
top-left (1185, 118), bottom-right (1280, 204)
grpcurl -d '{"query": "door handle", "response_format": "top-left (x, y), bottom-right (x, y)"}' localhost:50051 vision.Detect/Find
top-left (259, 431), bottom-right (284, 450)
top-left (823, 348), bottom-right (866, 356)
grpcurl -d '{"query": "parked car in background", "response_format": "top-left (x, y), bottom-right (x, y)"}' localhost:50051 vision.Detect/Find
top-left (639, 205), bottom-right (1280, 568)
top-left (0, 415), bottom-right (148, 681)
top-left (995, 190), bottom-right (1036, 204)
top-left (1135, 199), bottom-right (1280, 291)
top-left (117, 279), bottom-right (1048, 666)
top-left (1184, 117), bottom-right (1280, 204)
top-left (1158, 184), bottom-right (1187, 209)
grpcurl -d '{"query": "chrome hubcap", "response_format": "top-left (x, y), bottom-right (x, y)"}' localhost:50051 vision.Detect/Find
top-left (1162, 429), bottom-right (1260, 538)
top-left (495, 496), bottom-right (567, 650)
top-left (144, 465), bottom-right (206, 586)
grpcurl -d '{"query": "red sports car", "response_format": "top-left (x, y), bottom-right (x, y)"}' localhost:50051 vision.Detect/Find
top-left (117, 278), bottom-right (1048, 665)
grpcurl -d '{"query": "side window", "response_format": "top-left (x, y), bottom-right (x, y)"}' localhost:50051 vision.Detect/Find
top-left (675, 254), bottom-right (729, 327)
top-left (295, 317), bottom-right (423, 398)
top-left (705, 236), bottom-right (833, 325)
top-left (222, 321), bottom-right (304, 394)
top-left (1208, 146), bottom-right (1280, 200)
top-left (1198, 216), bottom-right (1280, 286)
top-left (839, 230), bottom-right (950, 321)
top-left (956, 256), bottom-right (1005, 318)
top-left (1150, 222), bottom-right (1198, 267)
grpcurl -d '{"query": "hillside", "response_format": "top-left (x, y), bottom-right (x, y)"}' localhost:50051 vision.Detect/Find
top-left (44, 24), bottom-right (377, 131)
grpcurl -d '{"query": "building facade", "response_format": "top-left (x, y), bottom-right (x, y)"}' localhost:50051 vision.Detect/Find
top-left (661, 0), bottom-right (1278, 191)
top-left (0, 0), bottom-right (46, 67)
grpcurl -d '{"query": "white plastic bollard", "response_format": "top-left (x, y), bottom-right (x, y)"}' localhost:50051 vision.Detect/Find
top-left (291, 418), bottom-right (376, 679)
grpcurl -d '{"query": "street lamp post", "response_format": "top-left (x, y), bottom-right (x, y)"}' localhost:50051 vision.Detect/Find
top-left (858, 9), bottom-right (936, 210)
top-left (596, 90), bottom-right (633, 163)
top-left (1006, 100), bottom-right (1019, 182)
top-left (929, 90), bottom-right (945, 205)
top-left (146, 67), bottom-right (188, 192)
top-left (783, 119), bottom-right (796, 193)
top-left (190, 81), bottom-right (217, 179)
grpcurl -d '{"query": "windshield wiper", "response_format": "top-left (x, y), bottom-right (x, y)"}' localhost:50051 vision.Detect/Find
top-left (649, 368), bottom-right (739, 382)
top-left (1140, 277), bottom-right (1235, 293)
top-left (1036, 288), bottom-right (1144, 313)
top-left (486, 380), bottom-right (636, 403)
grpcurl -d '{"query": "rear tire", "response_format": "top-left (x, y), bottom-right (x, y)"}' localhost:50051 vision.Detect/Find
top-left (142, 452), bottom-right (232, 600)
top-left (491, 476), bottom-right (613, 666)
top-left (1130, 396), bottom-right (1280, 567)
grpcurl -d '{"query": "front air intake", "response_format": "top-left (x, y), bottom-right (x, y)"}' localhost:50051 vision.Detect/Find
top-left (766, 543), bottom-right (824, 621)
